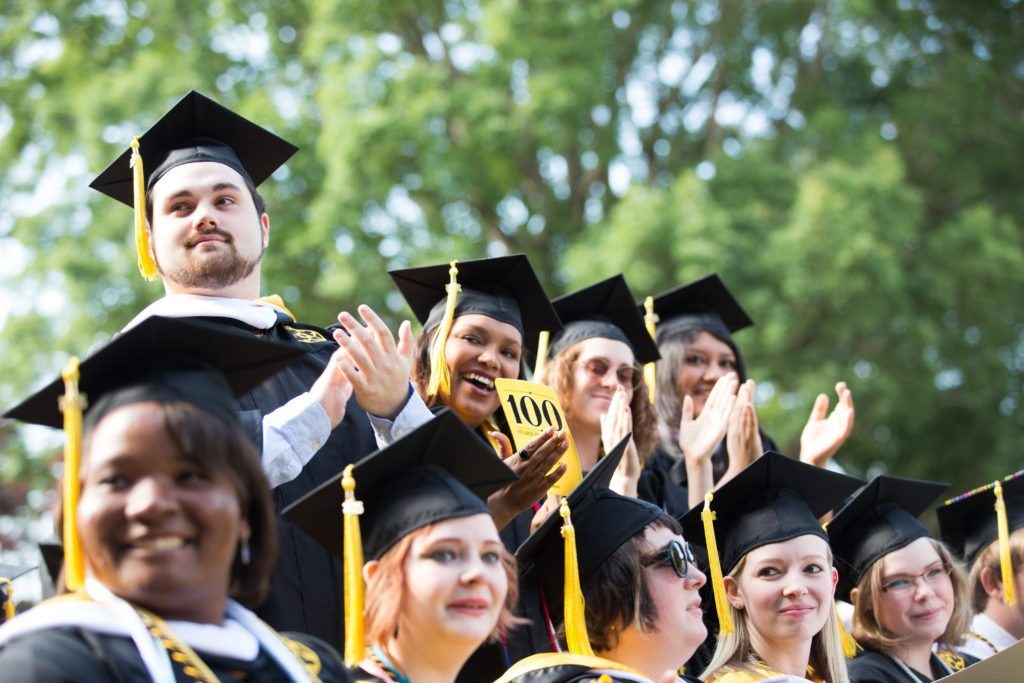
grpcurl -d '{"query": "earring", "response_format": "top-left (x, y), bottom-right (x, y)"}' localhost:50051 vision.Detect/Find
top-left (239, 538), bottom-right (252, 566)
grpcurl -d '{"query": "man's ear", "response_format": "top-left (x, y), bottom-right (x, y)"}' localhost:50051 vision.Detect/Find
top-left (261, 213), bottom-right (270, 248)
top-left (979, 564), bottom-right (1004, 599)
top-left (363, 559), bottom-right (379, 584)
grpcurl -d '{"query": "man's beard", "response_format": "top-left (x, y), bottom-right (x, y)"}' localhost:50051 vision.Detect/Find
top-left (157, 235), bottom-right (263, 291)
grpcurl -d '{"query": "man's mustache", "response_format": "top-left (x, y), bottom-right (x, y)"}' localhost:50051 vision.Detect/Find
top-left (185, 229), bottom-right (234, 248)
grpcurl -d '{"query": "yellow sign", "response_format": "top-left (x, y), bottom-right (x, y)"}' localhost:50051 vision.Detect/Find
top-left (495, 378), bottom-right (582, 497)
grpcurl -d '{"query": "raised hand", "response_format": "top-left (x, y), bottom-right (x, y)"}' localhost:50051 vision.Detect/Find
top-left (601, 385), bottom-right (640, 498)
top-left (332, 304), bottom-right (416, 419)
top-left (487, 428), bottom-right (569, 531)
top-left (678, 372), bottom-right (739, 468)
top-left (799, 381), bottom-right (855, 468)
top-left (723, 379), bottom-right (763, 483)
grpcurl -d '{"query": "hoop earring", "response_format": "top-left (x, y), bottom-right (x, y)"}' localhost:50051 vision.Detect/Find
top-left (239, 538), bottom-right (252, 566)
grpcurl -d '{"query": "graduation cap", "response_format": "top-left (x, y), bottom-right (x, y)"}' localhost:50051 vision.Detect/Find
top-left (281, 408), bottom-right (517, 665)
top-left (545, 275), bottom-right (660, 368)
top-left (938, 470), bottom-right (1024, 606)
top-left (3, 316), bottom-right (306, 430)
top-left (0, 563), bottom-right (34, 621)
top-left (389, 255), bottom-right (562, 398)
top-left (89, 91), bottom-right (298, 279)
top-left (2, 316), bottom-right (305, 592)
top-left (514, 435), bottom-right (643, 655)
top-left (643, 273), bottom-right (754, 338)
top-left (827, 476), bottom-right (949, 601)
top-left (679, 452), bottom-right (863, 635)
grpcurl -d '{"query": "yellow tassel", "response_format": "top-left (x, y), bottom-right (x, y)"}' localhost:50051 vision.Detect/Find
top-left (994, 481), bottom-right (1017, 606)
top-left (560, 499), bottom-right (594, 656)
top-left (643, 296), bottom-right (658, 404)
top-left (836, 603), bottom-right (859, 658)
top-left (427, 261), bottom-right (461, 400)
top-left (701, 490), bottom-right (734, 635)
top-left (341, 465), bottom-right (365, 666)
top-left (533, 330), bottom-right (550, 378)
top-left (129, 137), bottom-right (158, 281)
top-left (59, 358), bottom-right (87, 591)
top-left (1, 579), bottom-right (13, 621)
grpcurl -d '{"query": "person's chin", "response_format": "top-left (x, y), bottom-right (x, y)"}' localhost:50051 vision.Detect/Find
top-left (451, 390), bottom-right (497, 426)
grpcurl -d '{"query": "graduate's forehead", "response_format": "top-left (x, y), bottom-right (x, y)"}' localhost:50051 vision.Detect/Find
top-left (150, 161), bottom-right (249, 201)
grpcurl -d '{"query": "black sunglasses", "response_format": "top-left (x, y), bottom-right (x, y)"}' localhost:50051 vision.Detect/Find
top-left (641, 539), bottom-right (695, 579)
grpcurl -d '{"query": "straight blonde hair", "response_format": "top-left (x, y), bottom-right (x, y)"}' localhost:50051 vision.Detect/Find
top-left (701, 552), bottom-right (850, 683)
top-left (851, 538), bottom-right (971, 654)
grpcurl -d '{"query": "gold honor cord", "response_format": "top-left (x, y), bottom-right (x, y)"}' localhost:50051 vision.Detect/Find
top-left (427, 261), bottom-right (460, 399)
top-left (994, 482), bottom-right (1017, 606)
top-left (559, 500), bottom-right (594, 657)
top-left (341, 465), bottom-right (366, 666)
top-left (129, 136), bottom-right (158, 280)
top-left (60, 358), bottom-right (87, 590)
top-left (701, 490), bottom-right (734, 635)
top-left (643, 297), bottom-right (658, 404)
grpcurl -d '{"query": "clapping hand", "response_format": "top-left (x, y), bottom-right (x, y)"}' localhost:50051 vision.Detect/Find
top-left (601, 385), bottom-right (640, 498)
top-left (332, 304), bottom-right (416, 419)
top-left (799, 381), bottom-right (855, 468)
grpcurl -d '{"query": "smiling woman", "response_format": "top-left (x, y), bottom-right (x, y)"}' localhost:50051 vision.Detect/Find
top-left (0, 317), bottom-right (348, 682)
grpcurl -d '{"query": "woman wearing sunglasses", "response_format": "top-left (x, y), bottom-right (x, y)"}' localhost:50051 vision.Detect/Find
top-left (535, 275), bottom-right (659, 499)
top-left (829, 476), bottom-right (977, 682)
top-left (500, 447), bottom-right (708, 683)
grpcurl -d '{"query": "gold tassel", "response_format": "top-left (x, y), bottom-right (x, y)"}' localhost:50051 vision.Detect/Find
top-left (59, 358), bottom-right (87, 591)
top-left (129, 137), bottom-right (158, 281)
top-left (994, 481), bottom-right (1017, 606)
top-left (560, 499), bottom-right (594, 656)
top-left (341, 465), bottom-right (365, 666)
top-left (836, 603), bottom-right (859, 658)
top-left (1, 579), bottom-right (13, 621)
top-left (533, 330), bottom-right (550, 378)
top-left (643, 296), bottom-right (658, 404)
top-left (701, 490), bottom-right (734, 635)
top-left (427, 261), bottom-right (461, 399)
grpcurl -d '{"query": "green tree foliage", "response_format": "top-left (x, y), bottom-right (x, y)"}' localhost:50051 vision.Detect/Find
top-left (1, 0), bottom-right (1022, 519)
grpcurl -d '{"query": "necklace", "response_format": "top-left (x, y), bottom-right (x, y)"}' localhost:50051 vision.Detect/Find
top-left (367, 646), bottom-right (411, 683)
top-left (965, 630), bottom-right (999, 655)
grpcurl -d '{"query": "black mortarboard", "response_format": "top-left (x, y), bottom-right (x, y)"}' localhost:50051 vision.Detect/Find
top-left (2, 316), bottom-right (305, 429)
top-left (938, 471), bottom-right (1024, 564)
top-left (515, 435), bottom-right (654, 629)
top-left (549, 275), bottom-right (660, 365)
top-left (679, 452), bottom-right (863, 575)
top-left (827, 476), bottom-right (949, 601)
top-left (38, 541), bottom-right (64, 589)
top-left (90, 90), bottom-right (298, 207)
top-left (389, 255), bottom-right (562, 353)
top-left (283, 408), bottom-right (517, 561)
top-left (645, 273), bottom-right (754, 338)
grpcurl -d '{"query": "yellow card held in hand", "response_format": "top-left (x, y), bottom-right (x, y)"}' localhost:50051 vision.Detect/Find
top-left (494, 378), bottom-right (583, 497)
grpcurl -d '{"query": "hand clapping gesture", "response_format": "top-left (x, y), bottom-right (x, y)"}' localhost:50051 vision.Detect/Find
top-left (723, 379), bottom-right (762, 484)
top-left (678, 372), bottom-right (739, 467)
top-left (799, 381), bottom-right (855, 468)
top-left (487, 428), bottom-right (569, 531)
top-left (601, 385), bottom-right (640, 498)
top-left (332, 304), bottom-right (416, 419)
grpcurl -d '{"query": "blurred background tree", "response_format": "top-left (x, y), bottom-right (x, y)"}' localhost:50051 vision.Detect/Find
top-left (1, 0), bottom-right (1022, 562)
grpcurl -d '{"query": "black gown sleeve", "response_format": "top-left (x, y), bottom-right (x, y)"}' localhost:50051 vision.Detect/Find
top-left (0, 628), bottom-right (141, 682)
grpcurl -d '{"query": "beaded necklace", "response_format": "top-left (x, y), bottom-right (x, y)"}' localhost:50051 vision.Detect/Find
top-left (887, 653), bottom-right (953, 683)
top-left (367, 646), bottom-right (411, 683)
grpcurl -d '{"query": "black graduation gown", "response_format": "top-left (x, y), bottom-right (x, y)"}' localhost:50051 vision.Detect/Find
top-left (198, 314), bottom-right (378, 649)
top-left (848, 648), bottom-right (977, 682)
top-left (638, 432), bottom-right (782, 518)
top-left (495, 652), bottom-right (702, 682)
top-left (0, 627), bottom-right (349, 682)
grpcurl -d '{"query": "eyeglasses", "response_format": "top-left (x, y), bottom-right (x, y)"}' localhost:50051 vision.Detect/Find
top-left (576, 358), bottom-right (642, 389)
top-left (641, 539), bottom-right (695, 579)
top-left (880, 563), bottom-right (951, 595)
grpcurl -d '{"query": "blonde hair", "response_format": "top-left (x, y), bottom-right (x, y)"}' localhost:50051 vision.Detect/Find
top-left (701, 551), bottom-right (850, 683)
top-left (968, 527), bottom-right (1024, 612)
top-left (363, 520), bottom-right (522, 646)
top-left (537, 341), bottom-right (657, 460)
top-left (851, 538), bottom-right (971, 654)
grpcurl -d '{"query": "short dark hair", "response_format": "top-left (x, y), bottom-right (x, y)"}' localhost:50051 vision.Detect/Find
top-left (578, 513), bottom-right (682, 652)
